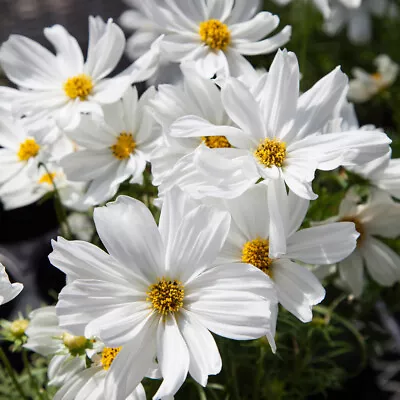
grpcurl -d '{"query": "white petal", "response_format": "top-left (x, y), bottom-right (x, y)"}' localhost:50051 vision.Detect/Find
top-left (178, 310), bottom-right (222, 387)
top-left (361, 237), bottom-right (400, 287)
top-left (338, 251), bottom-right (364, 297)
top-left (154, 315), bottom-right (190, 399)
top-left (93, 196), bottom-right (164, 283)
top-left (286, 222), bottom-right (358, 264)
top-left (273, 259), bottom-right (325, 322)
top-left (0, 263), bottom-right (23, 305)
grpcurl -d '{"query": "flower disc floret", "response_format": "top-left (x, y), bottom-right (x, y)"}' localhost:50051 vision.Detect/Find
top-left (38, 172), bottom-right (57, 185)
top-left (199, 19), bottom-right (231, 51)
top-left (17, 139), bottom-right (40, 161)
top-left (147, 278), bottom-right (185, 315)
top-left (110, 132), bottom-right (136, 160)
top-left (101, 347), bottom-right (122, 371)
top-left (340, 216), bottom-right (365, 247)
top-left (241, 238), bottom-right (273, 276)
top-left (202, 135), bottom-right (232, 148)
top-left (10, 319), bottom-right (29, 337)
top-left (254, 138), bottom-right (287, 168)
top-left (63, 74), bottom-right (93, 100)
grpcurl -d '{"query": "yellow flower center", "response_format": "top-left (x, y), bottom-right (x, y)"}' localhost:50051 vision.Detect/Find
top-left (202, 135), bottom-right (232, 148)
top-left (147, 278), bottom-right (185, 315)
top-left (63, 74), bottom-right (93, 100)
top-left (10, 319), bottom-right (29, 338)
top-left (254, 138), bottom-right (287, 168)
top-left (199, 19), bottom-right (231, 51)
top-left (241, 238), bottom-right (273, 276)
top-left (340, 216), bottom-right (365, 247)
top-left (101, 347), bottom-right (122, 371)
top-left (110, 132), bottom-right (136, 160)
top-left (17, 139), bottom-right (40, 161)
top-left (38, 172), bottom-right (57, 185)
top-left (371, 72), bottom-right (383, 82)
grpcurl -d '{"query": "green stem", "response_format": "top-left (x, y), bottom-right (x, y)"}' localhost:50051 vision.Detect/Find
top-left (22, 350), bottom-right (47, 400)
top-left (0, 347), bottom-right (27, 399)
top-left (38, 162), bottom-right (73, 239)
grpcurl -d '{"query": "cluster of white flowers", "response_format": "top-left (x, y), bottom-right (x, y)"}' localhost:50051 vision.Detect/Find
top-left (0, 1), bottom-right (399, 399)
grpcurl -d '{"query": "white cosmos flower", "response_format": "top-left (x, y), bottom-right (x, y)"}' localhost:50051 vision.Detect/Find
top-left (272, 0), bottom-right (361, 19)
top-left (0, 16), bottom-right (161, 130)
top-left (370, 159), bottom-right (400, 200)
top-left (213, 184), bottom-right (358, 327)
top-left (24, 306), bottom-right (88, 387)
top-left (0, 111), bottom-right (53, 188)
top-left (0, 162), bottom-right (87, 211)
top-left (60, 86), bottom-right (159, 206)
top-left (50, 188), bottom-right (277, 399)
top-left (138, 0), bottom-right (291, 78)
top-left (0, 263), bottom-right (23, 306)
top-left (347, 55), bottom-right (399, 103)
top-left (323, 0), bottom-right (398, 45)
top-left (149, 64), bottom-right (234, 189)
top-left (53, 343), bottom-right (147, 400)
top-left (166, 50), bottom-right (391, 203)
top-left (315, 189), bottom-right (400, 297)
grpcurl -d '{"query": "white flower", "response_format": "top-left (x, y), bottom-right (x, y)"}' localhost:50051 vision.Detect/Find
top-left (149, 64), bottom-right (234, 189)
top-left (53, 344), bottom-right (147, 400)
top-left (0, 162), bottom-right (87, 211)
top-left (165, 50), bottom-right (391, 203)
top-left (317, 189), bottom-right (400, 297)
top-left (0, 263), bottom-right (23, 306)
top-left (0, 111), bottom-right (52, 188)
top-left (64, 212), bottom-right (95, 242)
top-left (138, 0), bottom-right (291, 78)
top-left (347, 55), bottom-right (399, 103)
top-left (50, 188), bottom-right (277, 399)
top-left (272, 0), bottom-right (361, 19)
top-left (324, 0), bottom-right (398, 44)
top-left (24, 306), bottom-right (87, 386)
top-left (370, 159), bottom-right (400, 200)
top-left (0, 16), bottom-right (161, 130)
top-left (119, 0), bottom-right (182, 85)
top-left (60, 86), bottom-right (159, 206)
top-left (213, 184), bottom-right (358, 328)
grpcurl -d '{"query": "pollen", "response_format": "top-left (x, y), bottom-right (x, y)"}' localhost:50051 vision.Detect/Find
top-left (110, 132), bottom-right (136, 160)
top-left (371, 72), bottom-right (383, 82)
top-left (202, 135), bottom-right (232, 148)
top-left (340, 216), bottom-right (365, 247)
top-left (17, 139), bottom-right (40, 161)
top-left (241, 238), bottom-right (273, 276)
top-left (199, 19), bottom-right (231, 51)
top-left (38, 172), bottom-right (57, 185)
top-left (63, 74), bottom-right (93, 100)
top-left (254, 138), bottom-right (287, 168)
top-left (147, 278), bottom-right (185, 315)
top-left (101, 347), bottom-right (122, 371)
top-left (10, 319), bottom-right (29, 338)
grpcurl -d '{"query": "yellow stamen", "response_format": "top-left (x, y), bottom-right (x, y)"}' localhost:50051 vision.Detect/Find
top-left (38, 172), bottom-right (57, 185)
top-left (63, 74), bottom-right (93, 100)
top-left (17, 139), bottom-right (40, 161)
top-left (340, 216), bottom-right (365, 247)
top-left (202, 135), bottom-right (232, 148)
top-left (10, 319), bottom-right (29, 337)
top-left (110, 132), bottom-right (136, 160)
top-left (241, 238), bottom-right (273, 277)
top-left (371, 72), bottom-right (383, 82)
top-left (199, 19), bottom-right (231, 51)
top-left (101, 347), bottom-right (122, 371)
top-left (254, 138), bottom-right (286, 168)
top-left (147, 278), bottom-right (185, 315)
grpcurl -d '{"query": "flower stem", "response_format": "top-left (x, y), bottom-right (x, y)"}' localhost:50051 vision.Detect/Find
top-left (38, 162), bottom-right (73, 239)
top-left (0, 347), bottom-right (27, 399)
top-left (22, 350), bottom-right (47, 400)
